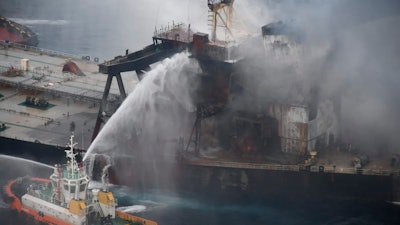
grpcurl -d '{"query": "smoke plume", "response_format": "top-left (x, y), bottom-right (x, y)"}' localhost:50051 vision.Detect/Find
top-left (234, 0), bottom-right (400, 154)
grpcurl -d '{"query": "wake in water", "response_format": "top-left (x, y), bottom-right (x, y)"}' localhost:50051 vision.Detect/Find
top-left (110, 182), bottom-right (400, 225)
top-left (117, 205), bottom-right (147, 213)
top-left (9, 18), bottom-right (69, 25)
top-left (0, 200), bottom-right (8, 209)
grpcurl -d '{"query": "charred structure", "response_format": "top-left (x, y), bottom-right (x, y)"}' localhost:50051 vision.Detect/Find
top-left (89, 0), bottom-right (400, 203)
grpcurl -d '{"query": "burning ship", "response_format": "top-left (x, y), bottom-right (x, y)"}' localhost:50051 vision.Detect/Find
top-left (95, 0), bottom-right (400, 203)
top-left (1, 0), bottom-right (400, 208)
top-left (3, 133), bottom-right (158, 225)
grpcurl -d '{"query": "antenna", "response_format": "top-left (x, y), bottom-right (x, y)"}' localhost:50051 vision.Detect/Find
top-left (65, 132), bottom-right (78, 172)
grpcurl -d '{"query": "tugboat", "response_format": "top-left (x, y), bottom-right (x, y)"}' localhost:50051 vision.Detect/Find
top-left (3, 134), bottom-right (158, 225)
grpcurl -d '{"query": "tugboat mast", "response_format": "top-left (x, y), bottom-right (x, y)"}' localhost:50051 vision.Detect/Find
top-left (65, 133), bottom-right (79, 174)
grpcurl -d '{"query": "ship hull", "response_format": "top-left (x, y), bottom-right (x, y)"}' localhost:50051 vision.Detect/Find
top-left (2, 138), bottom-right (399, 205)
top-left (0, 137), bottom-right (64, 166)
top-left (105, 155), bottom-right (398, 204)
top-left (0, 16), bottom-right (38, 46)
top-left (181, 165), bottom-right (394, 202)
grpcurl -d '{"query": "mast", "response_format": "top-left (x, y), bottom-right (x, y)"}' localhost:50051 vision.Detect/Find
top-left (49, 133), bottom-right (89, 205)
top-left (207, 0), bottom-right (235, 43)
top-left (65, 133), bottom-right (78, 173)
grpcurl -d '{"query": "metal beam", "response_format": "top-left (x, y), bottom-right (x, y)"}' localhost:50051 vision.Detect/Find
top-left (99, 47), bottom-right (185, 74)
top-left (92, 72), bottom-right (129, 141)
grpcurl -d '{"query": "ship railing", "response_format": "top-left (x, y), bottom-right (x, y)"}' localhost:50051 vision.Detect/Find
top-left (63, 168), bottom-right (86, 179)
top-left (0, 40), bottom-right (81, 60)
top-left (28, 186), bottom-right (52, 202)
top-left (154, 22), bottom-right (185, 37)
top-left (312, 165), bottom-right (394, 176)
top-left (190, 160), bottom-right (301, 172)
top-left (10, 64), bottom-right (109, 92)
top-left (0, 107), bottom-right (53, 122)
top-left (28, 69), bottom-right (113, 93)
top-left (188, 159), bottom-right (397, 176)
top-left (0, 74), bottom-right (106, 104)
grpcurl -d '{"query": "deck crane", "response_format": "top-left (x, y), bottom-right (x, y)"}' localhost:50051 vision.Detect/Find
top-left (207, 0), bottom-right (235, 43)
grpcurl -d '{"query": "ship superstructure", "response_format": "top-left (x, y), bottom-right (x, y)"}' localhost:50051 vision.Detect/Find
top-left (4, 133), bottom-right (158, 225)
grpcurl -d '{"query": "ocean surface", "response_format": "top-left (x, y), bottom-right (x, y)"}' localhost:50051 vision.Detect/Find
top-left (1, 150), bottom-right (400, 225)
top-left (1, 0), bottom-right (400, 224)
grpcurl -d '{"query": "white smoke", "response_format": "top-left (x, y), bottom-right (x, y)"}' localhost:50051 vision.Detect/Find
top-left (85, 52), bottom-right (197, 160)
top-left (234, 0), bottom-right (400, 153)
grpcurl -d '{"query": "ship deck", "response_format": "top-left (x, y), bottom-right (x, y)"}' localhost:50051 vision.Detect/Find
top-left (0, 45), bottom-right (138, 149)
top-left (185, 148), bottom-right (399, 176)
top-left (1, 44), bottom-right (398, 179)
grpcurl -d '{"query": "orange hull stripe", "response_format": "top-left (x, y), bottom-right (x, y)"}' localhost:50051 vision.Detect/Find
top-left (116, 210), bottom-right (158, 225)
top-left (5, 178), bottom-right (71, 225)
top-left (5, 178), bottom-right (157, 225)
